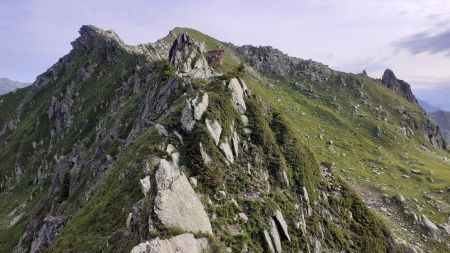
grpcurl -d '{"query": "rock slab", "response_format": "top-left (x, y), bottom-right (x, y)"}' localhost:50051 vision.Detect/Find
top-left (154, 159), bottom-right (212, 234)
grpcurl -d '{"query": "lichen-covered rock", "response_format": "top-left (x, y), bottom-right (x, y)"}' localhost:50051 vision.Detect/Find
top-left (154, 159), bottom-right (212, 234)
top-left (181, 93), bottom-right (209, 132)
top-left (205, 118), bottom-right (222, 145)
top-left (130, 233), bottom-right (209, 253)
top-left (228, 78), bottom-right (246, 114)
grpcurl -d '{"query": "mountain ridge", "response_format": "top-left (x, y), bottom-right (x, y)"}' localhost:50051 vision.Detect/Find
top-left (0, 25), bottom-right (449, 253)
top-left (0, 77), bottom-right (29, 95)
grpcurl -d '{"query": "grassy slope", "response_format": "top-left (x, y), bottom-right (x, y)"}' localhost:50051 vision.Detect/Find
top-left (175, 28), bottom-right (450, 251)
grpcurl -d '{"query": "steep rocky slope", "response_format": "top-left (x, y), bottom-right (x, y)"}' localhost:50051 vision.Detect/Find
top-left (0, 25), bottom-right (449, 253)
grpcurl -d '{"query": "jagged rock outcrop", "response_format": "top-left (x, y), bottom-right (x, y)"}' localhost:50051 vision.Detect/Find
top-left (381, 69), bottom-right (417, 103)
top-left (169, 33), bottom-right (212, 79)
top-left (228, 78), bottom-right (247, 114)
top-left (205, 118), bottom-right (222, 145)
top-left (273, 210), bottom-right (290, 241)
top-left (181, 92), bottom-right (209, 132)
top-left (269, 218), bottom-right (283, 253)
top-left (14, 216), bottom-right (66, 253)
top-left (236, 45), bottom-right (332, 82)
top-left (154, 159), bottom-right (212, 234)
top-left (130, 233), bottom-right (209, 253)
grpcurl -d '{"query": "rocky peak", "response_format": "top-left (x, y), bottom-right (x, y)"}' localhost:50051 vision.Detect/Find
top-left (381, 69), bottom-right (416, 103)
top-left (168, 33), bottom-right (212, 79)
top-left (71, 25), bottom-right (126, 54)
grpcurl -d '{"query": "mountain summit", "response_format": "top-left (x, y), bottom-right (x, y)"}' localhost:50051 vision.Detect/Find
top-left (0, 26), bottom-right (449, 253)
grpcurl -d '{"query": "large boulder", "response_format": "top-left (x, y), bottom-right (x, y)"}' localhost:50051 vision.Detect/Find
top-left (180, 93), bottom-right (208, 132)
top-left (228, 78), bottom-right (246, 114)
top-left (130, 233), bottom-right (209, 253)
top-left (154, 160), bottom-right (212, 234)
top-left (193, 93), bottom-right (208, 120)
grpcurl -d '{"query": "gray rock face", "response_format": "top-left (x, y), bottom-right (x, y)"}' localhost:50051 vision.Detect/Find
top-left (270, 218), bottom-right (283, 253)
top-left (129, 78), bottom-right (180, 141)
top-left (274, 210), bottom-right (290, 241)
top-left (169, 33), bottom-right (212, 79)
top-left (236, 45), bottom-right (332, 83)
top-left (232, 131), bottom-right (240, 157)
top-left (420, 215), bottom-right (439, 240)
top-left (241, 115), bottom-right (249, 126)
top-left (140, 176), bottom-right (151, 197)
top-left (199, 142), bottom-right (212, 164)
top-left (181, 99), bottom-right (197, 132)
top-left (381, 69), bottom-right (416, 103)
top-left (395, 194), bottom-right (406, 203)
top-left (263, 229), bottom-right (275, 253)
top-left (181, 93), bottom-right (209, 132)
top-left (130, 233), bottom-right (209, 253)
top-left (127, 200), bottom-right (147, 239)
top-left (220, 140), bottom-right (234, 163)
top-left (193, 93), bottom-right (209, 120)
top-left (205, 118), bottom-right (222, 145)
top-left (155, 124), bottom-right (168, 136)
top-left (228, 78), bottom-right (247, 114)
top-left (154, 159), bottom-right (212, 234)
top-left (28, 217), bottom-right (66, 253)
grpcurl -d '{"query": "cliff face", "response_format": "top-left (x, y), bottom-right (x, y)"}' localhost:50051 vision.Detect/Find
top-left (430, 110), bottom-right (450, 141)
top-left (1, 26), bottom-right (449, 253)
top-left (381, 69), bottom-right (417, 103)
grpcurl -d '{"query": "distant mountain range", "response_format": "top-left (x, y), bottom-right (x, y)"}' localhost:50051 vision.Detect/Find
top-left (419, 99), bottom-right (441, 113)
top-left (430, 110), bottom-right (450, 141)
top-left (0, 77), bottom-right (29, 95)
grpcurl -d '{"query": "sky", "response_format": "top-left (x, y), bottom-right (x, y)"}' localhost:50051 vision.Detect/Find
top-left (1, 0), bottom-right (449, 109)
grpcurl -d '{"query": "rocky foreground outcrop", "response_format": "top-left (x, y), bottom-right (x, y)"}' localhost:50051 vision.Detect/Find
top-left (131, 233), bottom-right (209, 253)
